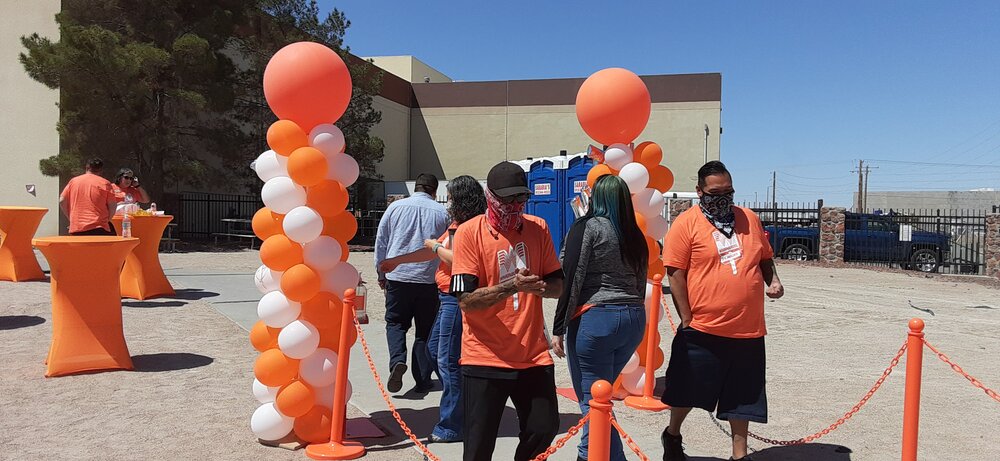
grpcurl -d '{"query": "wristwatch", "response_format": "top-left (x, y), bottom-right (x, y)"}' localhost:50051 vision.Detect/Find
top-left (432, 242), bottom-right (443, 254)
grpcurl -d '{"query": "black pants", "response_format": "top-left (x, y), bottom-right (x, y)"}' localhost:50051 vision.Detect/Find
top-left (384, 280), bottom-right (439, 388)
top-left (462, 365), bottom-right (559, 461)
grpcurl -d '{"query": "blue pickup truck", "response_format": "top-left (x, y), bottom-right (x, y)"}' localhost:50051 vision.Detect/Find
top-left (764, 212), bottom-right (950, 272)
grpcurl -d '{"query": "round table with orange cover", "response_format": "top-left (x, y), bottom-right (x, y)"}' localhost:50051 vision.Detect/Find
top-left (33, 236), bottom-right (139, 377)
top-left (0, 206), bottom-right (48, 282)
top-left (112, 215), bottom-right (175, 300)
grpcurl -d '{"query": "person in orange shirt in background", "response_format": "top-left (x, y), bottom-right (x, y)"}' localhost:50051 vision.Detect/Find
top-left (450, 162), bottom-right (564, 461)
top-left (659, 161), bottom-right (784, 461)
top-left (59, 158), bottom-right (117, 236)
top-left (111, 168), bottom-right (151, 214)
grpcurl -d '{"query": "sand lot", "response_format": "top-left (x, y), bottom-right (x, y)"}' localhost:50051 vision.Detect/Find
top-left (1, 250), bottom-right (997, 461)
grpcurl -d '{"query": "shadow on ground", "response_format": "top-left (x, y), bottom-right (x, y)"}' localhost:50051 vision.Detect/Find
top-left (171, 288), bottom-right (220, 301)
top-left (689, 443), bottom-right (853, 460)
top-left (123, 300), bottom-right (187, 308)
top-left (0, 315), bottom-right (46, 330)
top-left (132, 353), bottom-right (214, 372)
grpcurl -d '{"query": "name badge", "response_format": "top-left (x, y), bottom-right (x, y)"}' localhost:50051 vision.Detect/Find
top-left (713, 231), bottom-right (742, 274)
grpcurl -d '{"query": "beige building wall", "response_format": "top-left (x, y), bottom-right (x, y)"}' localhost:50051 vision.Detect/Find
top-left (1, 0), bottom-right (61, 236)
top-left (365, 55), bottom-right (451, 83)
top-left (407, 102), bottom-right (721, 192)
top-left (370, 95), bottom-right (411, 181)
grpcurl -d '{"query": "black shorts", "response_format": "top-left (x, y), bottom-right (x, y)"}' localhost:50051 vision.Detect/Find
top-left (660, 327), bottom-right (767, 423)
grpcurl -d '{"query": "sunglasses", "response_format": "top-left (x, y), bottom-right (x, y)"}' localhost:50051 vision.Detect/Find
top-left (499, 193), bottom-right (529, 204)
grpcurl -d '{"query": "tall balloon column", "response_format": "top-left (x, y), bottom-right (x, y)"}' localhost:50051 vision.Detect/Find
top-left (248, 42), bottom-right (362, 447)
top-left (575, 68), bottom-right (675, 401)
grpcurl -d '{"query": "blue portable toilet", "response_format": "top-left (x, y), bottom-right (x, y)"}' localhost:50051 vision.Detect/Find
top-left (526, 160), bottom-right (563, 251)
top-left (562, 154), bottom-right (594, 236)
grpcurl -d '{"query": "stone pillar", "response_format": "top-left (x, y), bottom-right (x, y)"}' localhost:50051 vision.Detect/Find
top-left (819, 207), bottom-right (846, 264)
top-left (669, 199), bottom-right (692, 222)
top-left (986, 214), bottom-right (1000, 280)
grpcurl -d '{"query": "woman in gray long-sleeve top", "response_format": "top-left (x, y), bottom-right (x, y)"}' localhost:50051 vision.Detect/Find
top-left (553, 175), bottom-right (649, 461)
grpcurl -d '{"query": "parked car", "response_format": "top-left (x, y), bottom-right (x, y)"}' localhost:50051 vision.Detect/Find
top-left (764, 212), bottom-right (951, 272)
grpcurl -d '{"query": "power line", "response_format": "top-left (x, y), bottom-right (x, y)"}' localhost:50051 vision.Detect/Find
top-left (867, 159), bottom-right (1000, 169)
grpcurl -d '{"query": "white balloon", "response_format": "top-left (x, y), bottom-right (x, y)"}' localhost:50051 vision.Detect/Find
top-left (326, 153), bottom-right (360, 187)
top-left (257, 291), bottom-right (301, 328)
top-left (644, 215), bottom-right (669, 240)
top-left (619, 163), bottom-right (650, 194)
top-left (300, 348), bottom-right (339, 387)
top-left (622, 353), bottom-right (640, 375)
top-left (254, 265), bottom-right (283, 294)
top-left (310, 124), bottom-right (346, 156)
top-left (278, 319), bottom-right (321, 359)
top-left (620, 368), bottom-right (647, 396)
top-left (250, 403), bottom-right (293, 441)
top-left (632, 188), bottom-right (664, 217)
top-left (321, 262), bottom-right (360, 297)
top-left (283, 206), bottom-right (324, 244)
top-left (254, 150), bottom-right (288, 182)
top-left (303, 236), bottom-right (344, 272)
top-left (604, 143), bottom-right (634, 171)
top-left (317, 380), bottom-right (353, 409)
top-left (253, 378), bottom-right (279, 404)
top-left (261, 177), bottom-right (306, 214)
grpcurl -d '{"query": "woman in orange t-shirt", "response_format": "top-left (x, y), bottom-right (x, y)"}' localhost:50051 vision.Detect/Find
top-left (379, 175), bottom-right (485, 443)
top-left (111, 168), bottom-right (151, 214)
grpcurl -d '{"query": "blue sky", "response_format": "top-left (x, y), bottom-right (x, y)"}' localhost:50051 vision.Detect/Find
top-left (320, 1), bottom-right (1000, 206)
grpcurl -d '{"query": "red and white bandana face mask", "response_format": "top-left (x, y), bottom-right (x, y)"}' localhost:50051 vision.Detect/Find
top-left (485, 188), bottom-right (525, 233)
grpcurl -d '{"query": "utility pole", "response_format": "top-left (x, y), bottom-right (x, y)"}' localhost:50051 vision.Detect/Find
top-left (853, 160), bottom-right (864, 211)
top-left (771, 171), bottom-right (777, 231)
top-left (863, 164), bottom-right (871, 211)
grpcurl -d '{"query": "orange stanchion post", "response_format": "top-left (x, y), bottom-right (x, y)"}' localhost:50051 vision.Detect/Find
top-left (901, 318), bottom-right (924, 461)
top-left (624, 274), bottom-right (669, 411)
top-left (306, 289), bottom-right (366, 460)
top-left (587, 380), bottom-right (613, 461)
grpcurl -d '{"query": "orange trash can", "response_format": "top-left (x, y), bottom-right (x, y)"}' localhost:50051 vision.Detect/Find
top-left (0, 206), bottom-right (48, 281)
top-left (112, 215), bottom-right (175, 300)
top-left (33, 236), bottom-right (139, 377)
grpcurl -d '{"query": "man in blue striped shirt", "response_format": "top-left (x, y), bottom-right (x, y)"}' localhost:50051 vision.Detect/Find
top-left (375, 173), bottom-right (450, 394)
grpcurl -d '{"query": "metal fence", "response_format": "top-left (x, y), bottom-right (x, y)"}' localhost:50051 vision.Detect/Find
top-left (846, 208), bottom-right (987, 275)
top-left (173, 192), bottom-right (263, 240)
top-left (740, 201), bottom-right (823, 261)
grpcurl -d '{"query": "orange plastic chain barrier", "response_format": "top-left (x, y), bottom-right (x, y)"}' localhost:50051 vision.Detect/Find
top-left (531, 415), bottom-right (589, 461)
top-left (610, 417), bottom-right (650, 461)
top-left (660, 296), bottom-right (678, 334)
top-left (922, 338), bottom-right (1000, 404)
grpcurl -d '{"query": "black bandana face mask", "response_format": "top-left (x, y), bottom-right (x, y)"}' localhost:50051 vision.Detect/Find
top-left (700, 192), bottom-right (735, 237)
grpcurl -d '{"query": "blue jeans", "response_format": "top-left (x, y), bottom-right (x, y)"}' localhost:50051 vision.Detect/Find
top-left (428, 292), bottom-right (463, 440)
top-left (566, 305), bottom-right (645, 461)
top-left (384, 281), bottom-right (439, 389)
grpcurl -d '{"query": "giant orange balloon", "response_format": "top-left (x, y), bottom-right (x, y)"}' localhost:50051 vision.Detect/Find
top-left (323, 210), bottom-right (358, 243)
top-left (281, 263), bottom-right (321, 302)
top-left (252, 207), bottom-right (285, 240)
top-left (587, 164), bottom-right (616, 188)
top-left (254, 348), bottom-right (300, 387)
top-left (267, 120), bottom-right (308, 157)
top-left (576, 68), bottom-right (651, 145)
top-left (288, 147), bottom-right (329, 187)
top-left (635, 142), bottom-right (663, 169)
top-left (294, 405), bottom-right (333, 443)
top-left (648, 166), bottom-right (675, 193)
top-left (308, 180), bottom-right (349, 217)
top-left (250, 321), bottom-right (280, 352)
top-left (263, 42), bottom-right (352, 131)
top-left (275, 380), bottom-right (315, 418)
top-left (260, 234), bottom-right (303, 271)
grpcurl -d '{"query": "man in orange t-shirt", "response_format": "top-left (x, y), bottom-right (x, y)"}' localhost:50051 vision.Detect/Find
top-left (659, 161), bottom-right (784, 461)
top-left (59, 158), bottom-right (117, 235)
top-left (450, 162), bottom-right (564, 461)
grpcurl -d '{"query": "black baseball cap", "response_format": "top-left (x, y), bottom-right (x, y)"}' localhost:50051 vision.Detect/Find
top-left (487, 162), bottom-right (530, 197)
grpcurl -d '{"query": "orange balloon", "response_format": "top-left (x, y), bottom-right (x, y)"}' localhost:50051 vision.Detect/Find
top-left (635, 213), bottom-right (648, 234)
top-left (294, 405), bottom-right (333, 443)
top-left (576, 68), bottom-right (651, 145)
top-left (648, 166), bottom-right (675, 193)
top-left (645, 237), bottom-right (659, 264)
top-left (319, 310), bottom-right (357, 350)
top-left (308, 180), bottom-right (349, 217)
top-left (302, 293), bottom-right (342, 329)
top-left (250, 321), bottom-right (280, 352)
top-left (587, 164), bottom-right (616, 188)
top-left (275, 380), bottom-right (315, 418)
top-left (339, 240), bottom-right (350, 262)
top-left (323, 210), bottom-right (357, 243)
top-left (635, 142), bottom-right (663, 169)
top-left (260, 234), bottom-right (303, 271)
top-left (267, 120), bottom-right (308, 157)
top-left (281, 264), bottom-right (321, 302)
top-left (252, 207), bottom-right (285, 240)
top-left (263, 42), bottom-right (352, 131)
top-left (254, 349), bottom-right (300, 387)
top-left (648, 260), bottom-right (666, 280)
top-left (288, 147), bottom-right (329, 187)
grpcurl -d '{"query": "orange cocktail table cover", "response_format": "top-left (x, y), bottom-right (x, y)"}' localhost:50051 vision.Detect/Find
top-left (112, 215), bottom-right (175, 300)
top-left (32, 236), bottom-right (139, 377)
top-left (0, 206), bottom-right (48, 281)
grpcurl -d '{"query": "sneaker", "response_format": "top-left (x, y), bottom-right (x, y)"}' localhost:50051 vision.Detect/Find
top-left (387, 363), bottom-right (407, 393)
top-left (661, 427), bottom-right (687, 461)
top-left (426, 433), bottom-right (461, 444)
